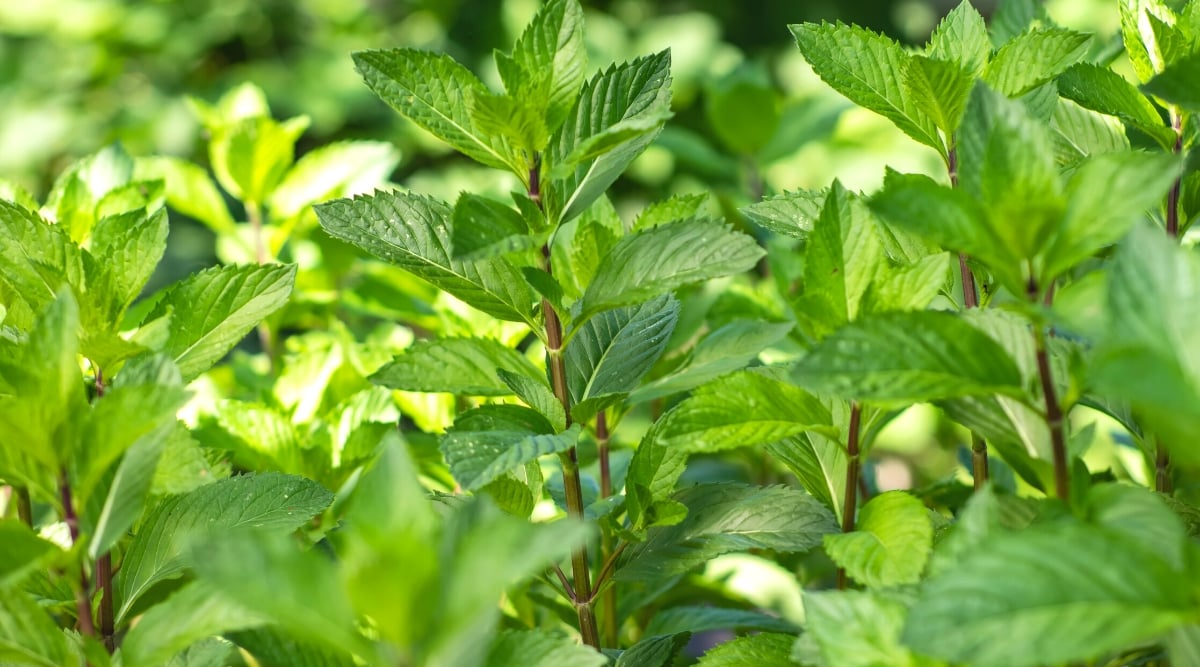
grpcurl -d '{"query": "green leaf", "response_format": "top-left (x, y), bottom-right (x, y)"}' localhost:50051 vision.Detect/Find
top-left (869, 170), bottom-right (1025, 295)
top-left (1057, 63), bottom-right (1175, 147)
top-left (268, 140), bottom-right (400, 220)
top-left (823, 491), bottom-right (933, 590)
top-left (353, 49), bottom-right (510, 170)
top-left (145, 263), bottom-right (295, 381)
top-left (801, 590), bottom-right (928, 667)
top-left (442, 423), bottom-right (582, 491)
top-left (643, 606), bottom-right (798, 636)
top-left (634, 193), bottom-right (711, 231)
top-left (904, 519), bottom-right (1196, 667)
top-left (652, 370), bottom-right (832, 453)
top-left (579, 218), bottom-right (764, 318)
top-left (498, 369), bottom-right (566, 432)
top-left (790, 22), bottom-right (942, 154)
top-left (793, 311), bottom-right (1025, 403)
top-left (450, 193), bottom-right (536, 260)
top-left (114, 472), bottom-right (333, 623)
top-left (982, 28), bottom-right (1092, 97)
top-left (793, 182), bottom-right (883, 339)
top-left (0, 520), bottom-right (60, 589)
top-left (0, 290), bottom-right (86, 478)
top-left (615, 633), bottom-right (691, 667)
top-left (136, 157), bottom-right (237, 235)
top-left (1090, 224), bottom-right (1200, 468)
top-left (210, 115), bottom-right (310, 204)
top-left (1144, 52), bottom-right (1200, 112)
top-left (927, 1), bottom-right (990, 74)
top-left (630, 319), bottom-right (793, 403)
top-left (618, 483), bottom-right (838, 580)
top-left (564, 295), bottom-right (679, 422)
top-left (1049, 98), bottom-right (1132, 166)
top-left (866, 251), bottom-right (951, 313)
top-left (903, 56), bottom-right (974, 136)
top-left (989, 0), bottom-right (1046, 47)
top-left (86, 208), bottom-right (169, 328)
top-left (120, 582), bottom-right (266, 667)
top-left (315, 190), bottom-right (535, 324)
top-left (1120, 0), bottom-right (1179, 83)
top-left (1041, 150), bottom-right (1181, 281)
top-left (192, 531), bottom-right (371, 660)
top-left (767, 432), bottom-right (846, 518)
top-left (371, 337), bottom-right (542, 396)
top-left (696, 633), bottom-right (794, 666)
top-left (740, 189), bottom-right (825, 238)
top-left (0, 200), bottom-right (84, 315)
top-left (956, 84), bottom-right (1064, 266)
top-left (500, 0), bottom-right (586, 136)
top-left (0, 591), bottom-right (72, 667)
top-left (484, 629), bottom-right (606, 667)
top-left (545, 51), bottom-right (673, 224)
top-left (705, 63), bottom-right (780, 155)
top-left (1087, 483), bottom-right (1189, 570)
top-left (228, 628), bottom-right (358, 667)
top-left (209, 400), bottom-right (303, 473)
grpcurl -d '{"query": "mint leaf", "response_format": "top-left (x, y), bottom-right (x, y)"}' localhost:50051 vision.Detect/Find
top-left (801, 590), bottom-right (918, 667)
top-left (652, 370), bottom-right (832, 453)
top-left (696, 633), bottom-right (794, 666)
top-left (823, 491), bottom-right (933, 590)
top-left (315, 190), bottom-right (536, 325)
top-left (564, 295), bottom-right (679, 423)
top-left (371, 337), bottom-right (543, 396)
top-left (790, 22), bottom-right (942, 154)
top-left (120, 583), bottom-right (266, 667)
top-left (268, 140), bottom-right (400, 220)
top-left (903, 56), bottom-right (974, 135)
top-left (0, 200), bottom-right (84, 315)
top-left (904, 519), bottom-right (1194, 666)
top-left (450, 193), bottom-right (537, 260)
top-left (1057, 63), bottom-right (1175, 147)
top-left (0, 591), bottom-right (72, 667)
top-left (927, 1), bottom-right (990, 74)
top-left (545, 51), bottom-right (673, 224)
top-left (114, 472), bottom-right (333, 623)
top-left (618, 483), bottom-right (837, 580)
top-left (441, 423), bottom-right (582, 491)
top-left (353, 49), bottom-right (511, 170)
top-left (136, 156), bottom-right (237, 236)
top-left (501, 0), bottom-right (586, 136)
top-left (145, 263), bottom-right (296, 381)
top-left (982, 28), bottom-right (1091, 97)
top-left (484, 629), bottom-right (606, 667)
top-left (794, 311), bottom-right (1025, 403)
top-left (630, 319), bottom-right (793, 403)
top-left (579, 218), bottom-right (763, 318)
top-left (1143, 52), bottom-right (1200, 112)
top-left (615, 633), bottom-right (691, 667)
top-left (644, 606), bottom-right (798, 636)
top-left (740, 189), bottom-right (824, 239)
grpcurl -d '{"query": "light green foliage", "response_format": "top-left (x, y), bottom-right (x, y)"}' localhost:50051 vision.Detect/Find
top-left (564, 295), bottom-right (679, 422)
top-left (651, 370), bottom-right (832, 453)
top-left (1144, 52), bottom-right (1200, 111)
top-left (484, 630), bottom-right (606, 667)
top-left (695, 632), bottom-right (794, 666)
top-left (1058, 63), bottom-right (1177, 147)
top-left (371, 337), bottom-right (542, 396)
top-left (794, 311), bottom-right (1024, 403)
top-left (615, 633), bottom-right (691, 667)
top-left (824, 491), bottom-right (933, 589)
top-left (618, 483), bottom-right (838, 580)
top-left (643, 606), bottom-right (798, 636)
top-left (120, 583), bottom-right (266, 667)
top-left (982, 28), bottom-right (1091, 97)
top-left (799, 590), bottom-right (941, 667)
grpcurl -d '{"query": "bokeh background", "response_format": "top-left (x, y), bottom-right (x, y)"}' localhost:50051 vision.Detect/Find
top-left (0, 0), bottom-right (1139, 494)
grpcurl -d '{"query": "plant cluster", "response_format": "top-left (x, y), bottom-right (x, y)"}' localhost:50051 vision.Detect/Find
top-left (2, 0), bottom-right (1200, 665)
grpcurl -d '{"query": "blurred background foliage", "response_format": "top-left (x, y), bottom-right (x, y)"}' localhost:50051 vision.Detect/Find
top-left (0, 0), bottom-right (1136, 494)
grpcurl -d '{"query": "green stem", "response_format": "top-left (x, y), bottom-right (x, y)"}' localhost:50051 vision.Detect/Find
top-left (91, 368), bottom-right (115, 653)
top-left (59, 472), bottom-right (96, 640)
top-left (15, 486), bottom-right (32, 527)
top-left (1029, 279), bottom-right (1068, 502)
top-left (1157, 110), bottom-right (1184, 493)
top-left (531, 155), bottom-right (599, 649)
top-left (246, 201), bottom-right (275, 368)
top-left (949, 143), bottom-right (988, 489)
top-left (835, 402), bottom-right (862, 591)
top-left (596, 413), bottom-right (618, 647)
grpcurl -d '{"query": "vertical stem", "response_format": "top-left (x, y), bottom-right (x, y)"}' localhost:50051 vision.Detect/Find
top-left (1029, 279), bottom-right (1069, 502)
top-left (949, 143), bottom-right (988, 488)
top-left (1157, 111), bottom-right (1184, 493)
top-left (531, 155), bottom-right (600, 649)
top-left (91, 368), bottom-right (115, 653)
top-left (835, 402), bottom-right (863, 591)
top-left (246, 201), bottom-right (275, 367)
top-left (15, 486), bottom-right (32, 527)
top-left (596, 413), bottom-right (618, 648)
top-left (59, 473), bottom-right (96, 638)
